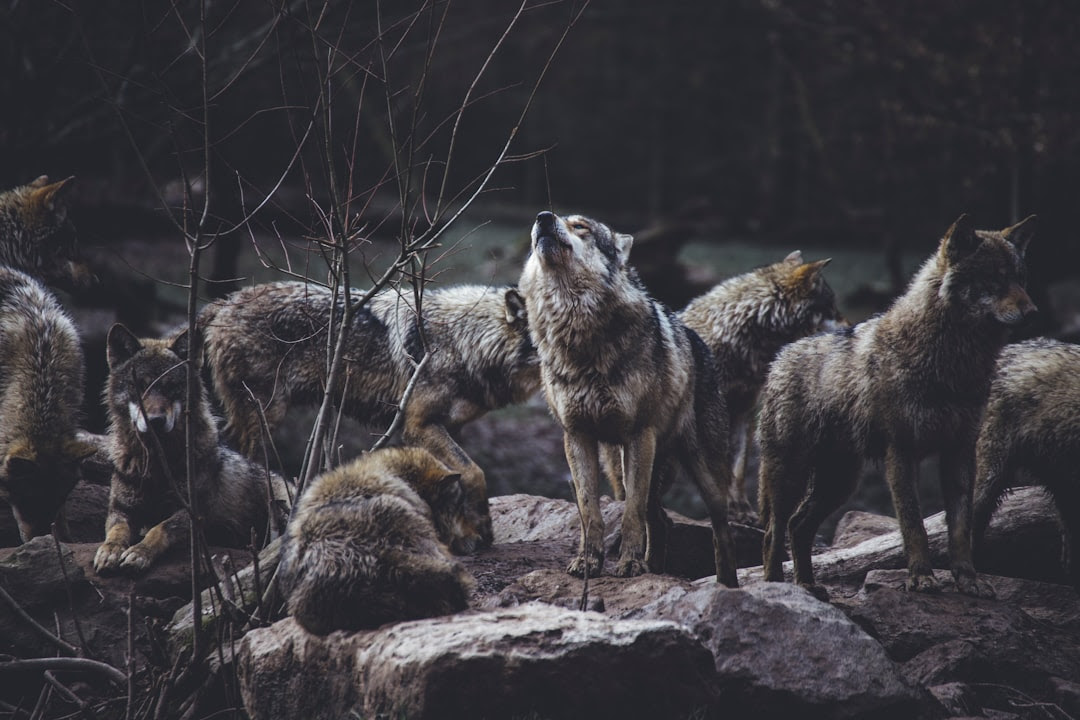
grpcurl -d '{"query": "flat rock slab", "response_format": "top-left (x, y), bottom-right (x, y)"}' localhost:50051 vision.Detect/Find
top-left (238, 603), bottom-right (717, 720)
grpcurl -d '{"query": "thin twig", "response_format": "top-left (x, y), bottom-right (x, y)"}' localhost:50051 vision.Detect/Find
top-left (50, 528), bottom-right (91, 658)
top-left (42, 671), bottom-right (94, 719)
top-left (370, 353), bottom-right (431, 451)
top-left (0, 658), bottom-right (126, 687)
top-left (0, 584), bottom-right (78, 657)
top-left (125, 589), bottom-right (135, 720)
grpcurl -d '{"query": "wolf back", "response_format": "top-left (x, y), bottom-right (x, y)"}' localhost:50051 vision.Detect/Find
top-left (93, 324), bottom-right (292, 574)
top-left (757, 214), bottom-right (1036, 597)
top-left (518, 210), bottom-right (736, 585)
top-left (199, 281), bottom-right (539, 549)
top-left (973, 337), bottom-right (1080, 588)
top-left (0, 266), bottom-right (95, 541)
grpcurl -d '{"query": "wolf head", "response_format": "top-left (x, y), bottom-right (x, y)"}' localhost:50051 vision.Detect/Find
top-left (529, 211), bottom-right (634, 283)
top-left (1, 436), bottom-right (97, 541)
top-left (773, 250), bottom-right (847, 332)
top-left (0, 176), bottom-right (93, 290)
top-left (937, 214), bottom-right (1037, 325)
top-left (106, 323), bottom-right (197, 437)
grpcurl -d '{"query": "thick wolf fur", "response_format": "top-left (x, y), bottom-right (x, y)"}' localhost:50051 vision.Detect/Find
top-left (665, 250), bottom-right (843, 521)
top-left (518, 210), bottom-right (737, 585)
top-left (758, 215), bottom-right (1037, 597)
top-left (199, 281), bottom-right (539, 550)
top-left (93, 324), bottom-right (292, 574)
top-left (277, 445), bottom-right (473, 634)
top-left (0, 176), bottom-right (92, 290)
top-left (972, 338), bottom-right (1080, 588)
top-left (0, 267), bottom-right (96, 541)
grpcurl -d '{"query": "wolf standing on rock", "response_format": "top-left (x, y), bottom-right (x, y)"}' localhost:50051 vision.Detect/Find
top-left (758, 214), bottom-right (1037, 598)
top-left (518, 210), bottom-right (737, 585)
top-left (199, 281), bottom-right (540, 551)
top-left (94, 324), bottom-right (292, 574)
top-left (0, 267), bottom-right (96, 541)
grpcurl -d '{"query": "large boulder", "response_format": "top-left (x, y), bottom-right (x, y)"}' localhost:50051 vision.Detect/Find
top-left (238, 603), bottom-right (717, 720)
top-left (635, 581), bottom-right (926, 719)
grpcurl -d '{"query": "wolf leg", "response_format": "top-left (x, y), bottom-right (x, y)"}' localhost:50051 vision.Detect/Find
top-left (118, 509), bottom-right (190, 572)
top-left (563, 431), bottom-right (605, 577)
top-left (758, 451), bottom-right (803, 583)
top-left (727, 414), bottom-right (758, 525)
top-left (686, 450), bottom-right (738, 587)
top-left (94, 515), bottom-right (133, 573)
top-left (941, 447), bottom-right (994, 597)
top-left (615, 428), bottom-right (656, 577)
top-left (789, 454), bottom-right (859, 597)
top-left (885, 444), bottom-right (938, 592)
top-left (600, 443), bottom-right (625, 501)
top-left (971, 426), bottom-right (1015, 567)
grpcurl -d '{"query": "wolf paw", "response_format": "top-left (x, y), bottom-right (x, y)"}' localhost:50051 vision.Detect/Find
top-left (117, 544), bottom-right (155, 573)
top-left (614, 557), bottom-right (649, 578)
top-left (904, 572), bottom-right (941, 593)
top-left (567, 553), bottom-right (603, 578)
top-left (956, 574), bottom-right (996, 599)
top-left (93, 542), bottom-right (128, 574)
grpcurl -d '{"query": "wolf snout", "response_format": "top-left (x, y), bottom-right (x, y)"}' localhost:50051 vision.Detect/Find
top-left (535, 211), bottom-right (557, 230)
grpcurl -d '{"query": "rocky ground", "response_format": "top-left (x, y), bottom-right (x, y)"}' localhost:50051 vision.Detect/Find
top-left (1, 471), bottom-right (1077, 719)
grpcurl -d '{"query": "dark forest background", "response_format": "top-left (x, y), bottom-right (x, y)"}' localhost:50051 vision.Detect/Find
top-left (1, 0), bottom-right (1078, 320)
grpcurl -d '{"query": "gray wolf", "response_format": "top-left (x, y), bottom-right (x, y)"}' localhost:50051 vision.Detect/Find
top-left (93, 323), bottom-right (292, 574)
top-left (0, 175), bottom-right (92, 290)
top-left (0, 267), bottom-right (96, 541)
top-left (199, 281), bottom-right (540, 551)
top-left (277, 445), bottom-right (474, 634)
top-left (668, 250), bottom-right (843, 522)
top-left (758, 214), bottom-right (1037, 597)
top-left (518, 210), bottom-right (737, 585)
top-left (972, 337), bottom-right (1080, 589)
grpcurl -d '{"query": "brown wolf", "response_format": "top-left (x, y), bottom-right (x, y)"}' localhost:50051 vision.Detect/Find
top-left (93, 324), bottom-right (292, 574)
top-left (277, 445), bottom-right (474, 634)
top-left (758, 214), bottom-right (1036, 597)
top-left (0, 267), bottom-right (96, 541)
top-left (972, 338), bottom-right (1080, 589)
top-left (199, 281), bottom-right (539, 551)
top-left (0, 175), bottom-right (92, 290)
top-left (518, 210), bottom-right (737, 585)
top-left (661, 250), bottom-right (843, 522)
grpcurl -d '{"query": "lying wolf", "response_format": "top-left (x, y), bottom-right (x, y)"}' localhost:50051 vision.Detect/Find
top-left (93, 324), bottom-right (292, 574)
top-left (199, 282), bottom-right (540, 551)
top-left (758, 214), bottom-right (1036, 597)
top-left (278, 445), bottom-right (474, 634)
top-left (972, 337), bottom-right (1080, 589)
top-left (518, 210), bottom-right (737, 585)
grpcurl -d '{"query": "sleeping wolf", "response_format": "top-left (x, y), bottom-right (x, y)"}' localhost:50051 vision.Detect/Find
top-left (0, 267), bottom-right (96, 541)
top-left (758, 214), bottom-right (1036, 597)
top-left (972, 338), bottom-right (1080, 589)
top-left (199, 281), bottom-right (539, 550)
top-left (93, 324), bottom-right (292, 574)
top-left (0, 175), bottom-right (92, 290)
top-left (277, 445), bottom-right (474, 634)
top-left (670, 250), bottom-right (843, 521)
top-left (518, 210), bottom-right (737, 585)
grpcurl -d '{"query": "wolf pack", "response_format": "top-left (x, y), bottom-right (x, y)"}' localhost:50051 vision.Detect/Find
top-left (0, 173), bottom-right (1073, 636)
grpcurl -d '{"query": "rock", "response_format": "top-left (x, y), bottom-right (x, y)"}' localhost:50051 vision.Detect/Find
top-left (835, 569), bottom-right (1080, 697)
top-left (636, 581), bottom-right (925, 719)
top-left (238, 604), bottom-right (717, 720)
top-left (487, 568), bottom-right (692, 615)
top-left (0, 482), bottom-right (109, 547)
top-left (490, 493), bottom-right (764, 580)
top-left (832, 510), bottom-right (898, 549)
top-left (0, 535), bottom-right (86, 606)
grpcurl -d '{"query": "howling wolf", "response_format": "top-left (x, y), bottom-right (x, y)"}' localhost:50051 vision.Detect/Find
top-left (518, 210), bottom-right (737, 585)
top-left (758, 214), bottom-right (1036, 597)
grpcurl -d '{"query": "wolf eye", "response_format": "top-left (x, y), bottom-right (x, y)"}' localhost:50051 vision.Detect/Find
top-left (568, 220), bottom-right (589, 232)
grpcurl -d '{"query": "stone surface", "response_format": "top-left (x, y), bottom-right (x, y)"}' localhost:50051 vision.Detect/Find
top-left (636, 581), bottom-right (926, 718)
top-left (238, 604), bottom-right (717, 720)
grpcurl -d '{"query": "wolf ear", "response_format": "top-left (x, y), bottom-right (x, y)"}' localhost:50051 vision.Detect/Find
top-left (170, 329), bottom-right (192, 362)
top-left (783, 250), bottom-right (804, 266)
top-left (106, 323), bottom-right (143, 368)
top-left (504, 288), bottom-right (528, 329)
top-left (29, 176), bottom-right (75, 213)
top-left (1002, 214), bottom-right (1037, 256)
top-left (944, 214), bottom-right (979, 263)
top-left (437, 472), bottom-right (465, 508)
top-left (787, 258), bottom-right (831, 290)
top-left (614, 233), bottom-right (634, 267)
